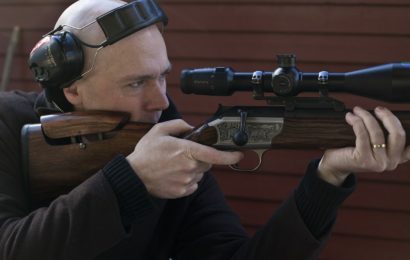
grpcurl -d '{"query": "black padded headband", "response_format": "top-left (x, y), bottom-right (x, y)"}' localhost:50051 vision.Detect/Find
top-left (45, 0), bottom-right (168, 48)
top-left (97, 0), bottom-right (168, 47)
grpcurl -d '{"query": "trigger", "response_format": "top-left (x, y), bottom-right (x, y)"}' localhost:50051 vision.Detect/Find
top-left (229, 149), bottom-right (267, 172)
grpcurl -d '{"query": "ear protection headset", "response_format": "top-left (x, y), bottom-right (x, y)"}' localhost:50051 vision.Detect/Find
top-left (28, 0), bottom-right (168, 109)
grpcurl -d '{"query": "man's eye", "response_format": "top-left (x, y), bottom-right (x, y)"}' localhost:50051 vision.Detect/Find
top-left (159, 74), bottom-right (167, 83)
top-left (129, 80), bottom-right (145, 88)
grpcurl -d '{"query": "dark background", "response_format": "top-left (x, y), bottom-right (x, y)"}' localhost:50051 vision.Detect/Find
top-left (1, 0), bottom-right (410, 259)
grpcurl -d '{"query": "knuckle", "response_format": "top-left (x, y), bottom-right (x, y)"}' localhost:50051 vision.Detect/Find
top-left (183, 145), bottom-right (195, 159)
top-left (175, 118), bottom-right (185, 124)
top-left (359, 158), bottom-right (386, 173)
top-left (175, 186), bottom-right (188, 197)
top-left (187, 183), bottom-right (199, 194)
top-left (151, 122), bottom-right (162, 132)
top-left (184, 160), bottom-right (199, 172)
top-left (182, 175), bottom-right (193, 185)
top-left (386, 161), bottom-right (399, 171)
top-left (360, 161), bottom-right (373, 171)
top-left (175, 172), bottom-right (192, 185)
top-left (355, 155), bottom-right (372, 168)
top-left (373, 167), bottom-right (384, 173)
top-left (373, 129), bottom-right (384, 139)
top-left (373, 161), bottom-right (388, 173)
top-left (177, 184), bottom-right (197, 197)
top-left (351, 116), bottom-right (363, 125)
top-left (395, 128), bottom-right (406, 139)
top-left (196, 172), bottom-right (205, 182)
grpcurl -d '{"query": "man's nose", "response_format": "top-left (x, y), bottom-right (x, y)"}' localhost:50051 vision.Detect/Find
top-left (144, 83), bottom-right (169, 111)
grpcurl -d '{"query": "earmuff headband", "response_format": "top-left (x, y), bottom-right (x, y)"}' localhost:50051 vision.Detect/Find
top-left (44, 0), bottom-right (168, 49)
top-left (97, 0), bottom-right (168, 47)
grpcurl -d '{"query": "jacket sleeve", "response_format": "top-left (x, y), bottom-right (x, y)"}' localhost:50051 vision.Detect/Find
top-left (173, 160), bottom-right (355, 260)
top-left (0, 122), bottom-right (129, 259)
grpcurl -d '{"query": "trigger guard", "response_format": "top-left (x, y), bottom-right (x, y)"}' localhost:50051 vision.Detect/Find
top-left (229, 149), bottom-right (266, 172)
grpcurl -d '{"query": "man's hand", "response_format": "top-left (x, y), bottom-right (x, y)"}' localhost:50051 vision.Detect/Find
top-left (318, 106), bottom-right (410, 186)
top-left (126, 119), bottom-right (243, 198)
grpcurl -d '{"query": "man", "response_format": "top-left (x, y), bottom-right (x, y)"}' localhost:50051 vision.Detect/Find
top-left (0, 0), bottom-right (408, 259)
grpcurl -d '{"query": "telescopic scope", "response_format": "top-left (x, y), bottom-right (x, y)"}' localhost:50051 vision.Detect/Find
top-left (180, 54), bottom-right (410, 102)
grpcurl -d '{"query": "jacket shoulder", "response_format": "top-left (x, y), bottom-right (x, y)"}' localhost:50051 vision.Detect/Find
top-left (0, 90), bottom-right (39, 124)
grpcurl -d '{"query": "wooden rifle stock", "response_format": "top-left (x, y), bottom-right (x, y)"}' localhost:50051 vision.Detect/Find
top-left (22, 108), bottom-right (410, 208)
top-left (21, 111), bottom-right (153, 208)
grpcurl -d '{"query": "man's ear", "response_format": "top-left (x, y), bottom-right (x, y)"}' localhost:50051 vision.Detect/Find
top-left (63, 83), bottom-right (83, 108)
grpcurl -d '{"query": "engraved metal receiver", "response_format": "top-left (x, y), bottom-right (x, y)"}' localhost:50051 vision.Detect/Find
top-left (184, 105), bottom-right (285, 171)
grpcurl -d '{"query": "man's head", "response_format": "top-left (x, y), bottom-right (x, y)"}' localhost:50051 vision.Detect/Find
top-left (30, 0), bottom-right (170, 122)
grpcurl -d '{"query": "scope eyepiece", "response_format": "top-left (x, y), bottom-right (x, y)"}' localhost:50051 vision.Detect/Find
top-left (180, 67), bottom-right (235, 96)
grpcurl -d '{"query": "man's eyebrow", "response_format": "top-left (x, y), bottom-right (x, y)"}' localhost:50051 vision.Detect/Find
top-left (123, 63), bottom-right (173, 82)
top-left (162, 63), bottom-right (172, 74)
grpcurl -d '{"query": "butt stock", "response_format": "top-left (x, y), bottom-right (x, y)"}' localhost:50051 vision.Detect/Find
top-left (22, 111), bottom-right (153, 208)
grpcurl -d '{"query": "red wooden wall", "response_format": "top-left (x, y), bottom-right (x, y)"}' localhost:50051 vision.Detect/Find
top-left (1, 0), bottom-right (410, 259)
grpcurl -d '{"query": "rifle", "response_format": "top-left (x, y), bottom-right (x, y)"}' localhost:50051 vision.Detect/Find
top-left (22, 54), bottom-right (410, 208)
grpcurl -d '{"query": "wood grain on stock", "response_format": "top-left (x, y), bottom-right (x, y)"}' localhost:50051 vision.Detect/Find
top-left (41, 110), bottom-right (130, 139)
top-left (23, 120), bottom-right (153, 208)
top-left (274, 111), bottom-right (410, 149)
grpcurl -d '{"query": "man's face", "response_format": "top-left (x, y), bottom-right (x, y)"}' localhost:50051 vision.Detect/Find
top-left (71, 25), bottom-right (171, 123)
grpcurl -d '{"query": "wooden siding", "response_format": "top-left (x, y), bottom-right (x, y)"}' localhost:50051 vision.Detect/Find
top-left (1, 0), bottom-right (410, 259)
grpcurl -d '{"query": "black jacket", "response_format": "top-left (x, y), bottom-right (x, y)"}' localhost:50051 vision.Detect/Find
top-left (0, 91), bottom-right (355, 259)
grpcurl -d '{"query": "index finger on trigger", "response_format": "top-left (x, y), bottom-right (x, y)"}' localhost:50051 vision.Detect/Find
top-left (187, 142), bottom-right (244, 165)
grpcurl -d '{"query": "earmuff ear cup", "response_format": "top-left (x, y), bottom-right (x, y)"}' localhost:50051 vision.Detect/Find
top-left (28, 31), bottom-right (84, 90)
